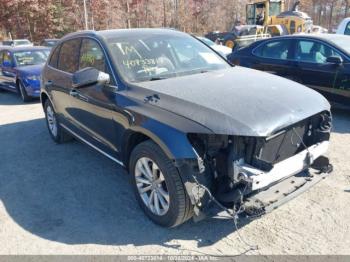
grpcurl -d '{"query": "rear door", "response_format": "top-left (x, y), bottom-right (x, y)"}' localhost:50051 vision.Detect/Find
top-left (294, 39), bottom-right (346, 100)
top-left (45, 38), bottom-right (81, 128)
top-left (252, 39), bottom-right (297, 80)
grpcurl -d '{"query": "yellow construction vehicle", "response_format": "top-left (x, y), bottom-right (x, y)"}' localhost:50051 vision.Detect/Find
top-left (246, 0), bottom-right (313, 35)
top-left (206, 1), bottom-right (312, 50)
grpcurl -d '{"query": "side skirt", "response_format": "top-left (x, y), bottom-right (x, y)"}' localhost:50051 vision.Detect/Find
top-left (60, 123), bottom-right (125, 167)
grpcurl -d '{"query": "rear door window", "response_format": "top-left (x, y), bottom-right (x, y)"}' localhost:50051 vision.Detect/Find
top-left (58, 39), bottom-right (81, 73)
top-left (49, 45), bottom-right (61, 68)
top-left (254, 40), bottom-right (292, 60)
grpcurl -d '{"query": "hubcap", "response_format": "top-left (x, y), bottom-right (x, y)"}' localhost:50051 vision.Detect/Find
top-left (46, 105), bottom-right (58, 137)
top-left (135, 157), bottom-right (170, 216)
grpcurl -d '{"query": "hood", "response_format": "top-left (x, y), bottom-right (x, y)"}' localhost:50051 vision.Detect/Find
top-left (133, 67), bottom-right (330, 137)
top-left (213, 45), bottom-right (232, 56)
top-left (17, 64), bottom-right (44, 76)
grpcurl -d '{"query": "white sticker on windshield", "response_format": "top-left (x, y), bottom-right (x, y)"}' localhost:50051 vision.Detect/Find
top-left (199, 52), bottom-right (222, 64)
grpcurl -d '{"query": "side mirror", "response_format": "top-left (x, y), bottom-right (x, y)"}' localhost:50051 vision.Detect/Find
top-left (326, 56), bottom-right (343, 65)
top-left (72, 67), bottom-right (110, 89)
top-left (2, 60), bottom-right (13, 67)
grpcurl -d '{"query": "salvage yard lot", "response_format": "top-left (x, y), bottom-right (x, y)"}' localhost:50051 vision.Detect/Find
top-left (0, 91), bottom-right (350, 255)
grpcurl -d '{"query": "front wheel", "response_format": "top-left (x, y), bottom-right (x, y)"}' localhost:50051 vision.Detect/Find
top-left (17, 81), bottom-right (31, 102)
top-left (129, 140), bottom-right (193, 227)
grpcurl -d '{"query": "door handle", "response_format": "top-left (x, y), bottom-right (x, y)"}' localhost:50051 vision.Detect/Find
top-left (69, 89), bottom-right (79, 97)
top-left (45, 80), bottom-right (53, 88)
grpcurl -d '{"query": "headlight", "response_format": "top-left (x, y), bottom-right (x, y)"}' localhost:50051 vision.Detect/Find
top-left (26, 75), bottom-right (40, 81)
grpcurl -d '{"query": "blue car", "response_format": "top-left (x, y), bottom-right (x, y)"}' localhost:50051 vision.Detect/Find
top-left (0, 46), bottom-right (50, 102)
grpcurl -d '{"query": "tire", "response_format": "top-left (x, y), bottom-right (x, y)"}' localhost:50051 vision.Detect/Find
top-left (129, 140), bottom-right (193, 227)
top-left (44, 99), bottom-right (73, 143)
top-left (224, 39), bottom-right (235, 49)
top-left (17, 81), bottom-right (31, 102)
top-left (223, 34), bottom-right (236, 49)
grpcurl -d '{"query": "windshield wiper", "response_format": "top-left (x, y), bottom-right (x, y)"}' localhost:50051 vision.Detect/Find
top-left (149, 77), bottom-right (168, 81)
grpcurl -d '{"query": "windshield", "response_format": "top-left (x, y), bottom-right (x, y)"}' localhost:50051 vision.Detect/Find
top-left (197, 37), bottom-right (215, 47)
top-left (106, 33), bottom-right (230, 82)
top-left (328, 36), bottom-right (350, 54)
top-left (13, 50), bottom-right (50, 66)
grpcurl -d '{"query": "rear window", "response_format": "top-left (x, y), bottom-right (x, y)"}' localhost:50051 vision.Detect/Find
top-left (254, 40), bottom-right (292, 60)
top-left (58, 39), bottom-right (81, 73)
top-left (3, 41), bottom-right (13, 46)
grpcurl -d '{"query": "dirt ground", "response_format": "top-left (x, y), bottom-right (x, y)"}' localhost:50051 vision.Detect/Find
top-left (0, 91), bottom-right (349, 255)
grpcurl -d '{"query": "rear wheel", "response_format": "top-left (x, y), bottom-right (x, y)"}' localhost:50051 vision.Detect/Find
top-left (225, 39), bottom-right (235, 49)
top-left (129, 140), bottom-right (193, 227)
top-left (17, 81), bottom-right (31, 102)
top-left (44, 99), bottom-right (72, 143)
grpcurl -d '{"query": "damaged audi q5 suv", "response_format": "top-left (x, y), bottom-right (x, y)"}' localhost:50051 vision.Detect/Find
top-left (41, 29), bottom-right (333, 227)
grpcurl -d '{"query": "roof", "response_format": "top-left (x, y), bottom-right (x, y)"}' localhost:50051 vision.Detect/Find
top-left (260, 33), bottom-right (348, 41)
top-left (0, 46), bottom-right (50, 52)
top-left (277, 10), bottom-right (311, 19)
top-left (255, 34), bottom-right (350, 55)
top-left (61, 28), bottom-right (187, 42)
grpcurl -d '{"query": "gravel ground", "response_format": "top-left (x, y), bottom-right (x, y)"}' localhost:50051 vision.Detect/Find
top-left (0, 91), bottom-right (349, 255)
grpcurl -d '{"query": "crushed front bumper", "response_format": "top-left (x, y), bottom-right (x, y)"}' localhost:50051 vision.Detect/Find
top-left (236, 141), bottom-right (329, 191)
top-left (243, 166), bottom-right (331, 217)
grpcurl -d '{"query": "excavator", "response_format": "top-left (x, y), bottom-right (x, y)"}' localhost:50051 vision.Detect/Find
top-left (216, 0), bottom-right (313, 50)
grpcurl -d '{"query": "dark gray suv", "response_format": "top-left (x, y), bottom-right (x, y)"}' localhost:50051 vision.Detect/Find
top-left (41, 29), bottom-right (332, 227)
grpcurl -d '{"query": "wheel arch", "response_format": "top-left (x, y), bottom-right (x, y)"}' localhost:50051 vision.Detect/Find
top-left (121, 125), bottom-right (197, 172)
top-left (40, 91), bottom-right (57, 112)
top-left (40, 92), bottom-right (49, 109)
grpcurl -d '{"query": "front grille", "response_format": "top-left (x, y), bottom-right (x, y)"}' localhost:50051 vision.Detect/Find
top-left (250, 111), bottom-right (331, 171)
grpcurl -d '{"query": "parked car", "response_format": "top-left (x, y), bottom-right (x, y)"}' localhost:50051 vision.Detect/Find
top-left (228, 34), bottom-right (350, 107)
top-left (196, 36), bottom-right (232, 57)
top-left (41, 29), bottom-right (332, 227)
top-left (40, 39), bottom-right (59, 48)
top-left (337, 18), bottom-right (350, 35)
top-left (312, 25), bottom-right (328, 34)
top-left (0, 46), bottom-right (50, 101)
top-left (2, 39), bottom-right (33, 47)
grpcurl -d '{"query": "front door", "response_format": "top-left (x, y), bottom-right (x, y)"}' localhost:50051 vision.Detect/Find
top-left (295, 39), bottom-right (348, 104)
top-left (68, 38), bottom-right (121, 158)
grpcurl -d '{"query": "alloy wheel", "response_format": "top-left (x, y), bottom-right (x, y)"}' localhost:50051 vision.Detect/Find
top-left (135, 157), bottom-right (170, 216)
top-left (46, 105), bottom-right (58, 137)
top-left (19, 83), bottom-right (25, 101)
